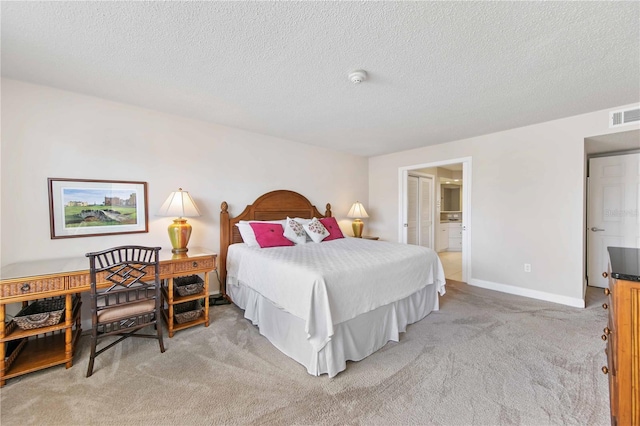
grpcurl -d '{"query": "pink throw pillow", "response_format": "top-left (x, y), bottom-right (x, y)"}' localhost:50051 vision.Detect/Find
top-left (319, 217), bottom-right (344, 241)
top-left (249, 223), bottom-right (294, 248)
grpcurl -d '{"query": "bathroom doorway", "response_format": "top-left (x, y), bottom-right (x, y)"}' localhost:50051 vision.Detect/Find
top-left (399, 157), bottom-right (471, 283)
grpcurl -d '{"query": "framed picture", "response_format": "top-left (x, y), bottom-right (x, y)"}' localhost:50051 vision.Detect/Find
top-left (48, 178), bottom-right (148, 239)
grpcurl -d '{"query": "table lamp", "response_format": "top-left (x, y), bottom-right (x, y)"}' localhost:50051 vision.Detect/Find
top-left (157, 188), bottom-right (201, 253)
top-left (347, 201), bottom-right (369, 238)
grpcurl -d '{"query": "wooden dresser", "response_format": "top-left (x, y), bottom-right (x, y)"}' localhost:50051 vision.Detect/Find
top-left (603, 246), bottom-right (640, 426)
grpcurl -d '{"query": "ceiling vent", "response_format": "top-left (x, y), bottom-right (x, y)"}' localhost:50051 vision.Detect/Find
top-left (609, 107), bottom-right (640, 128)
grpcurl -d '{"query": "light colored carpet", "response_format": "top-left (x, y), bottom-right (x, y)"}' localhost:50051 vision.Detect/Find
top-left (0, 281), bottom-right (610, 425)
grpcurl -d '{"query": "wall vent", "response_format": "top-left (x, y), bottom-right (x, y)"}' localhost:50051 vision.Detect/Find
top-left (609, 107), bottom-right (640, 128)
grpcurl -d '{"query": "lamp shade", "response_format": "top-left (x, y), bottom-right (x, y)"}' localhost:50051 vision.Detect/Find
top-left (347, 201), bottom-right (369, 219)
top-left (157, 188), bottom-right (201, 218)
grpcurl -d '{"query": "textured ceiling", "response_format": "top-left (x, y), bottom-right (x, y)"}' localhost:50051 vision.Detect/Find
top-left (2, 1), bottom-right (639, 157)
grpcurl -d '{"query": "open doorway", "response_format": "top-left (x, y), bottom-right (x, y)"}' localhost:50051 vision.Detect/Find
top-left (438, 173), bottom-right (463, 281)
top-left (399, 157), bottom-right (472, 283)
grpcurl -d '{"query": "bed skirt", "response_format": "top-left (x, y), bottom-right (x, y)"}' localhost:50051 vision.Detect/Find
top-left (227, 279), bottom-right (440, 378)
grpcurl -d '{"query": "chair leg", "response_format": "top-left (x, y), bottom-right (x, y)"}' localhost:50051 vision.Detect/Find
top-left (86, 332), bottom-right (97, 377)
top-left (156, 319), bottom-right (166, 353)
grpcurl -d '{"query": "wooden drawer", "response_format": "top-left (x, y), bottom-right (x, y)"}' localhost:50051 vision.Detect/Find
top-left (172, 257), bottom-right (215, 274)
top-left (1, 276), bottom-right (65, 298)
top-left (68, 271), bottom-right (106, 290)
top-left (608, 311), bottom-right (616, 376)
top-left (609, 360), bottom-right (618, 424)
top-left (158, 263), bottom-right (174, 276)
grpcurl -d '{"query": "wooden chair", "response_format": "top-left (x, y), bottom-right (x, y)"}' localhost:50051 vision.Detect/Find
top-left (85, 245), bottom-right (165, 377)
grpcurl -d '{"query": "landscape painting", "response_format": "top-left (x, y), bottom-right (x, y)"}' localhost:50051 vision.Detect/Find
top-left (48, 178), bottom-right (148, 239)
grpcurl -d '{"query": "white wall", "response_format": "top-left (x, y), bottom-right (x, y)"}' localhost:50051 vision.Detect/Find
top-left (0, 79), bottom-right (369, 293)
top-left (368, 104), bottom-right (640, 307)
top-left (2, 78), bottom-right (637, 308)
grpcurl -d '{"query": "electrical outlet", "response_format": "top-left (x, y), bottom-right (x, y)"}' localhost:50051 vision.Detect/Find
top-left (524, 263), bottom-right (531, 273)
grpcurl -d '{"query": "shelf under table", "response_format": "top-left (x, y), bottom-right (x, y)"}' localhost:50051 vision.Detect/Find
top-left (162, 308), bottom-right (207, 331)
top-left (3, 330), bottom-right (80, 380)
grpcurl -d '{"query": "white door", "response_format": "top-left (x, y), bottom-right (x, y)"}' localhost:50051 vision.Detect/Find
top-left (407, 174), bottom-right (434, 248)
top-left (419, 176), bottom-right (434, 249)
top-left (407, 176), bottom-right (419, 245)
top-left (587, 153), bottom-right (640, 288)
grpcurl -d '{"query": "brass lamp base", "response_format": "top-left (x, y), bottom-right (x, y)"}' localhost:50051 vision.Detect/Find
top-left (168, 218), bottom-right (192, 254)
top-left (352, 218), bottom-right (364, 238)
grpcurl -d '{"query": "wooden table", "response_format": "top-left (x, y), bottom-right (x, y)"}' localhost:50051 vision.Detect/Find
top-left (0, 247), bottom-right (216, 386)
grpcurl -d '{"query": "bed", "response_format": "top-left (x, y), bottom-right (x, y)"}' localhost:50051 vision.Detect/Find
top-left (219, 190), bottom-right (446, 377)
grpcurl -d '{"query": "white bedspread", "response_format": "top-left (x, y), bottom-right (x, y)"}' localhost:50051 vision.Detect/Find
top-left (226, 238), bottom-right (446, 352)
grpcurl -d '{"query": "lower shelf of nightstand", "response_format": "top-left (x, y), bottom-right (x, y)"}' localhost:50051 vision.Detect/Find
top-left (161, 308), bottom-right (208, 337)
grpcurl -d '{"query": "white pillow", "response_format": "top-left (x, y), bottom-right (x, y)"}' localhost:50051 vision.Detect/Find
top-left (283, 217), bottom-right (307, 245)
top-left (293, 218), bottom-right (313, 242)
top-left (303, 217), bottom-right (329, 243)
top-left (236, 220), bottom-right (286, 247)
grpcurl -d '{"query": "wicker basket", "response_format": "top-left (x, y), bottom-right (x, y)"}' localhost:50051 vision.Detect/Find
top-left (174, 299), bottom-right (203, 324)
top-left (5, 338), bottom-right (26, 363)
top-left (174, 275), bottom-right (204, 297)
top-left (14, 297), bottom-right (65, 330)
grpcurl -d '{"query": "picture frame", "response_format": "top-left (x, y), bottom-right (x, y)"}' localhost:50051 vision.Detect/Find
top-left (48, 178), bottom-right (149, 239)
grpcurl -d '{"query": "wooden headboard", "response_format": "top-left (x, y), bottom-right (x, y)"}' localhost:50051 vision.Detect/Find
top-left (219, 190), bottom-right (331, 296)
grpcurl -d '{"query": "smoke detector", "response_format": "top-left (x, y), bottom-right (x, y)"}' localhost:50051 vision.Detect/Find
top-left (348, 70), bottom-right (368, 84)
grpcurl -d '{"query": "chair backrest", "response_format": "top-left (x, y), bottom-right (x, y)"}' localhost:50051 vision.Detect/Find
top-left (86, 245), bottom-right (162, 321)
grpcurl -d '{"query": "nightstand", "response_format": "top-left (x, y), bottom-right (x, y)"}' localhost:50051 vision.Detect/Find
top-left (161, 248), bottom-right (216, 338)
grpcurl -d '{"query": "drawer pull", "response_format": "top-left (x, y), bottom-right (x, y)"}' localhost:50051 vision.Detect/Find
top-left (604, 288), bottom-right (610, 296)
top-left (602, 272), bottom-right (608, 279)
top-left (602, 366), bottom-right (609, 374)
top-left (602, 334), bottom-right (608, 341)
top-left (20, 283), bottom-right (31, 292)
top-left (604, 327), bottom-right (610, 335)
top-left (602, 303), bottom-right (608, 310)
top-left (192, 262), bottom-right (198, 268)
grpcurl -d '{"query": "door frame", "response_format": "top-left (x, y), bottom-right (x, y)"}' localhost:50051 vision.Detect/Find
top-left (399, 156), bottom-right (472, 283)
top-left (585, 149), bottom-right (640, 290)
top-left (407, 171), bottom-right (435, 249)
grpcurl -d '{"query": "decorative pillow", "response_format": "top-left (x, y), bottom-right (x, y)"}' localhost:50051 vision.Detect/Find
top-left (236, 223), bottom-right (258, 247)
top-left (293, 218), bottom-right (314, 242)
top-left (249, 222), bottom-right (294, 248)
top-left (284, 217), bottom-right (308, 245)
top-left (303, 217), bottom-right (330, 243)
top-left (236, 220), bottom-right (286, 247)
top-left (319, 217), bottom-right (345, 241)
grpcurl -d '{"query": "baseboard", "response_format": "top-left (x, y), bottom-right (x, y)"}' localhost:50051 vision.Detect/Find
top-left (468, 278), bottom-right (586, 308)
